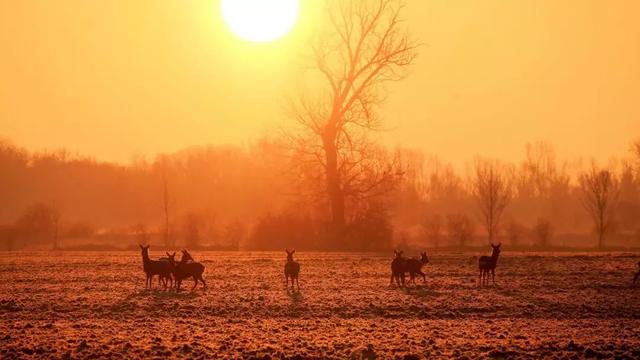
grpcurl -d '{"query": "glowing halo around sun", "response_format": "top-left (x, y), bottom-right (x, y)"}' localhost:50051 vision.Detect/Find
top-left (221, 0), bottom-right (300, 43)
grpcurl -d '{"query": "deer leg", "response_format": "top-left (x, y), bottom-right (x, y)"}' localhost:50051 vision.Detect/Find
top-left (478, 269), bottom-right (482, 286)
top-left (295, 277), bottom-right (300, 291)
top-left (199, 275), bottom-right (206, 289)
top-left (390, 273), bottom-right (395, 286)
top-left (492, 269), bottom-right (496, 284)
top-left (634, 271), bottom-right (639, 285)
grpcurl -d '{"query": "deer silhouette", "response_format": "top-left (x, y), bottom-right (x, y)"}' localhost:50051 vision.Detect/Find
top-left (168, 250), bottom-right (206, 291)
top-left (478, 243), bottom-right (501, 286)
top-left (633, 261), bottom-right (640, 285)
top-left (284, 249), bottom-right (300, 291)
top-left (139, 245), bottom-right (173, 290)
top-left (390, 250), bottom-right (407, 287)
top-left (405, 251), bottom-right (429, 286)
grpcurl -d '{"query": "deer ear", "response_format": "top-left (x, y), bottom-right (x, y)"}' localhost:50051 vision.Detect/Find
top-left (497, 243), bottom-right (502, 247)
top-left (291, 250), bottom-right (295, 255)
top-left (166, 252), bottom-right (171, 257)
top-left (139, 244), bottom-right (143, 249)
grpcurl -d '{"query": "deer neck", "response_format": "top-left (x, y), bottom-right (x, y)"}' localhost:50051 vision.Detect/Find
top-left (491, 252), bottom-right (500, 262)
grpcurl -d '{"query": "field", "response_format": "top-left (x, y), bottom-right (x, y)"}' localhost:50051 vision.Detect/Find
top-left (1, 251), bottom-right (640, 359)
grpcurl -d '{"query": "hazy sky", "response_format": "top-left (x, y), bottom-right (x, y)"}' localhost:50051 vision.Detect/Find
top-left (1, 0), bottom-right (639, 168)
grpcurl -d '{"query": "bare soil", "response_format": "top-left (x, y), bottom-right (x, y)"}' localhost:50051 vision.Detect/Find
top-left (1, 251), bottom-right (639, 359)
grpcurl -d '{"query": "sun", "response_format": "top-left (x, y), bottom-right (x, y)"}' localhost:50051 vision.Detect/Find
top-left (221, 0), bottom-right (300, 43)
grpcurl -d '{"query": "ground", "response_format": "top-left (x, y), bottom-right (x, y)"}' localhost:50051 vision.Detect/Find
top-left (1, 251), bottom-right (639, 359)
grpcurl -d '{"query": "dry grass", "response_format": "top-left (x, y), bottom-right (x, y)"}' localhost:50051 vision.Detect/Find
top-left (1, 251), bottom-right (640, 359)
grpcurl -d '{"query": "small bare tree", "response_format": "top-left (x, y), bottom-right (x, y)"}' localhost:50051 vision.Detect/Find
top-left (183, 212), bottom-right (202, 249)
top-left (471, 158), bottom-right (513, 244)
top-left (633, 139), bottom-right (640, 175)
top-left (505, 220), bottom-right (526, 247)
top-left (423, 214), bottom-right (442, 248)
top-left (446, 213), bottom-right (474, 248)
top-left (288, 0), bottom-right (418, 242)
top-left (579, 164), bottom-right (620, 248)
top-left (533, 217), bottom-right (553, 248)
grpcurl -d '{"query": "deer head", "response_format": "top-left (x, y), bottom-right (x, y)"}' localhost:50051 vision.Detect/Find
top-left (490, 243), bottom-right (502, 257)
top-left (285, 249), bottom-right (295, 262)
top-left (393, 250), bottom-right (404, 259)
top-left (180, 249), bottom-right (194, 263)
top-left (420, 251), bottom-right (429, 264)
top-left (139, 244), bottom-right (150, 258)
top-left (165, 252), bottom-right (176, 266)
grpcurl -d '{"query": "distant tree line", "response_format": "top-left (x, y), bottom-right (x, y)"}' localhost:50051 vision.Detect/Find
top-left (1, 138), bottom-right (639, 251)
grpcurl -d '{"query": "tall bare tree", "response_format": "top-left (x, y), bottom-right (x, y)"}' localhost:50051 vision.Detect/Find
top-left (633, 139), bottom-right (640, 175)
top-left (289, 0), bottom-right (418, 241)
top-left (578, 164), bottom-right (620, 248)
top-left (471, 159), bottom-right (513, 244)
top-left (423, 214), bottom-right (442, 248)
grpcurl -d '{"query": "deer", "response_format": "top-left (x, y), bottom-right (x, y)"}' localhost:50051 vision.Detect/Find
top-left (284, 249), bottom-right (300, 291)
top-left (405, 251), bottom-right (429, 286)
top-left (168, 250), bottom-right (206, 291)
top-left (139, 245), bottom-right (173, 290)
top-left (390, 250), bottom-right (407, 287)
top-left (633, 261), bottom-right (640, 285)
top-left (478, 243), bottom-right (501, 286)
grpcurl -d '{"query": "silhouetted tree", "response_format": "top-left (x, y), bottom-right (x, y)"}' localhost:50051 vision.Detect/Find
top-left (423, 214), bottom-right (443, 248)
top-left (346, 201), bottom-right (393, 251)
top-left (471, 158), bottom-right (512, 244)
top-left (288, 0), bottom-right (418, 244)
top-left (533, 218), bottom-right (553, 247)
top-left (183, 212), bottom-right (202, 248)
top-left (15, 203), bottom-right (59, 248)
top-left (579, 164), bottom-right (620, 248)
top-left (224, 221), bottom-right (245, 250)
top-left (505, 220), bottom-right (526, 247)
top-left (446, 213), bottom-right (474, 247)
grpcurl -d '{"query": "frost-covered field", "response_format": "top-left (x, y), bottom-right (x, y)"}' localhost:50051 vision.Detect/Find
top-left (1, 251), bottom-right (640, 359)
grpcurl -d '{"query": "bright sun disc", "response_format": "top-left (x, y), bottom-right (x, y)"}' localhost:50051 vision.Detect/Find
top-left (221, 0), bottom-right (299, 43)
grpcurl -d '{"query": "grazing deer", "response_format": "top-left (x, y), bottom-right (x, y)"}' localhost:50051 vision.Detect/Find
top-left (405, 251), bottom-right (429, 286)
top-left (139, 245), bottom-right (173, 290)
top-left (478, 243), bottom-right (501, 286)
top-left (284, 249), bottom-right (300, 291)
top-left (633, 261), bottom-right (640, 285)
top-left (168, 250), bottom-right (206, 291)
top-left (390, 250), bottom-right (407, 287)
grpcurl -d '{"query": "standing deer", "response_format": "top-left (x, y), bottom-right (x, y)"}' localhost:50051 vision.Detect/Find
top-left (284, 249), bottom-right (300, 291)
top-left (633, 261), bottom-right (640, 285)
top-left (405, 251), bottom-right (429, 286)
top-left (390, 250), bottom-right (407, 287)
top-left (478, 243), bottom-right (501, 286)
top-left (168, 250), bottom-right (206, 291)
top-left (139, 245), bottom-right (173, 290)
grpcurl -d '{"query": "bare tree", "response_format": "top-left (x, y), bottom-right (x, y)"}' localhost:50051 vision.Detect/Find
top-left (224, 221), bottom-right (246, 250)
top-left (155, 156), bottom-right (174, 248)
top-left (446, 213), bottom-right (474, 248)
top-left (633, 139), bottom-right (640, 175)
top-left (423, 214), bottom-right (442, 248)
top-left (579, 164), bottom-right (620, 248)
top-left (533, 217), bottom-right (553, 248)
top-left (288, 0), bottom-right (418, 241)
top-left (183, 212), bottom-right (202, 249)
top-left (51, 208), bottom-right (60, 250)
top-left (505, 219), bottom-right (526, 247)
top-left (471, 159), bottom-right (513, 244)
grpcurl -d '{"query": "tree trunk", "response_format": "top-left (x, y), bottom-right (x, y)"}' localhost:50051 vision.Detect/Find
top-left (323, 135), bottom-right (346, 245)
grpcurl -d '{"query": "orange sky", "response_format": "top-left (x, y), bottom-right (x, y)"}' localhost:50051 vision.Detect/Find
top-left (1, 0), bottom-right (639, 168)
